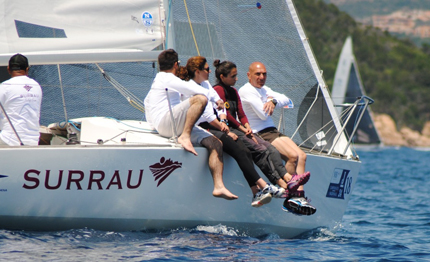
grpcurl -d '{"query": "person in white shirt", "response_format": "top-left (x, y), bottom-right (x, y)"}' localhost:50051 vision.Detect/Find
top-left (239, 62), bottom-right (316, 216)
top-left (0, 54), bottom-right (42, 146)
top-left (144, 49), bottom-right (238, 200)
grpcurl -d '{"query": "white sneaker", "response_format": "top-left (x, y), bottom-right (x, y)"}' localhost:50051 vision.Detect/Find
top-left (262, 183), bottom-right (286, 198)
top-left (251, 190), bottom-right (272, 207)
top-left (282, 197), bottom-right (316, 215)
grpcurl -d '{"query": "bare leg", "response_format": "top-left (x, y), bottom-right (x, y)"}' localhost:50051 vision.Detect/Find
top-left (201, 136), bottom-right (238, 200)
top-left (271, 137), bottom-right (299, 175)
top-left (251, 185), bottom-right (259, 195)
top-left (178, 94), bottom-right (207, 156)
top-left (271, 137), bottom-right (307, 191)
top-left (254, 178), bottom-right (267, 191)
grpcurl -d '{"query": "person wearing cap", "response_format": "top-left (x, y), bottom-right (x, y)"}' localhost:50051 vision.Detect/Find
top-left (0, 53), bottom-right (42, 146)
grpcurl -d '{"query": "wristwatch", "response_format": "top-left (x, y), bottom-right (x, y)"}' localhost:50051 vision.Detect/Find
top-left (269, 98), bottom-right (278, 106)
top-left (220, 119), bottom-right (228, 124)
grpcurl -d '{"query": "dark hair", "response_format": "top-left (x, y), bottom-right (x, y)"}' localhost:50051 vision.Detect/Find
top-left (158, 49), bottom-right (179, 71)
top-left (213, 59), bottom-right (236, 84)
top-left (9, 53), bottom-right (29, 71)
top-left (185, 56), bottom-right (207, 80)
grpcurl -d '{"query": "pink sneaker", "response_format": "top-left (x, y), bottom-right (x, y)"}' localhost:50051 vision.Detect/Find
top-left (287, 171), bottom-right (310, 193)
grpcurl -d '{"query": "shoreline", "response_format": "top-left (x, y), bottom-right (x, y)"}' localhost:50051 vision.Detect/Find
top-left (373, 113), bottom-right (430, 148)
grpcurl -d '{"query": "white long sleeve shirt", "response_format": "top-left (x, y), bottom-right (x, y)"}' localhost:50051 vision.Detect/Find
top-left (0, 75), bottom-right (42, 146)
top-left (238, 82), bottom-right (293, 133)
top-left (144, 72), bottom-right (218, 130)
top-left (185, 80), bottom-right (226, 125)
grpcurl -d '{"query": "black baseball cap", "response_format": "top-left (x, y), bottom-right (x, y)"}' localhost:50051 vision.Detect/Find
top-left (8, 53), bottom-right (29, 71)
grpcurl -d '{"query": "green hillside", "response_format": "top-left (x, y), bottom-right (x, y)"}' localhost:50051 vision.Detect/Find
top-left (295, 0), bottom-right (430, 131)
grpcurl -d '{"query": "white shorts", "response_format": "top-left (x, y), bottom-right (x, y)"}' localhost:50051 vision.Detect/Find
top-left (157, 98), bottom-right (212, 144)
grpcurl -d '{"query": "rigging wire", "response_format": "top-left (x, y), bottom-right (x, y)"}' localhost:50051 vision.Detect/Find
top-left (202, 0), bottom-right (216, 58)
top-left (184, 0), bottom-right (200, 55)
top-left (94, 63), bottom-right (145, 113)
top-left (165, 0), bottom-right (173, 49)
top-left (57, 64), bottom-right (69, 123)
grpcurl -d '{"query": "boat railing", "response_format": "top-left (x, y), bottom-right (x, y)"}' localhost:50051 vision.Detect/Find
top-left (278, 95), bottom-right (373, 158)
top-left (331, 95), bottom-right (374, 155)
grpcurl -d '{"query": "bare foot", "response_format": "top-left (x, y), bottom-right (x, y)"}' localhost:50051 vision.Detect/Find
top-left (178, 136), bottom-right (198, 156)
top-left (213, 187), bottom-right (238, 200)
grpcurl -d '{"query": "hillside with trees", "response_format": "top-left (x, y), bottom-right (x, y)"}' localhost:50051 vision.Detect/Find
top-left (294, 0), bottom-right (430, 131)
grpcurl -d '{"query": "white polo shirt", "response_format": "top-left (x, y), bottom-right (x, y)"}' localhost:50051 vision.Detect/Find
top-left (238, 82), bottom-right (293, 133)
top-left (0, 75), bottom-right (43, 146)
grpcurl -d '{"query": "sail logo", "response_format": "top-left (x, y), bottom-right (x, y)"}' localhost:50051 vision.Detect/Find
top-left (149, 157), bottom-right (182, 187)
top-left (141, 12), bottom-right (153, 27)
top-left (326, 168), bottom-right (352, 199)
top-left (0, 174), bottom-right (7, 192)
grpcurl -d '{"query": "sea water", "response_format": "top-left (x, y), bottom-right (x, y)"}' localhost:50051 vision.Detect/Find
top-left (1, 147), bottom-right (429, 261)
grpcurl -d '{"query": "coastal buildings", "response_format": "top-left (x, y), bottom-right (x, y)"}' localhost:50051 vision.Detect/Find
top-left (371, 10), bottom-right (430, 38)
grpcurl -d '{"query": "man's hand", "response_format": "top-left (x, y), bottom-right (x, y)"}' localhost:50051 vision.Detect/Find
top-left (263, 101), bottom-right (275, 116)
top-left (216, 99), bottom-right (224, 110)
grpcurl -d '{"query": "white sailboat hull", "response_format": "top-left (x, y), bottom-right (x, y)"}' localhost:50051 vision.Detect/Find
top-left (0, 0), bottom-right (363, 238)
top-left (0, 133), bottom-right (360, 238)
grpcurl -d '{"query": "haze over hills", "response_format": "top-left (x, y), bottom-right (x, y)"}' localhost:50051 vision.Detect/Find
top-left (323, 0), bottom-right (430, 18)
top-left (294, 0), bottom-right (430, 132)
top-left (323, 0), bottom-right (430, 46)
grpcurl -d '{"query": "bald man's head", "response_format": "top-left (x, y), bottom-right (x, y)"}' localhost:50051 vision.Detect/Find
top-left (247, 62), bottom-right (267, 88)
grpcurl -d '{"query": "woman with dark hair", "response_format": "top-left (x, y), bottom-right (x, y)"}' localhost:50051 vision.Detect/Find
top-left (212, 59), bottom-right (313, 215)
top-left (178, 56), bottom-right (283, 207)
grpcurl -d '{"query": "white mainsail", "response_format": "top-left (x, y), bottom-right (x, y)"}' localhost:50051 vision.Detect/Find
top-left (0, 0), bottom-right (165, 65)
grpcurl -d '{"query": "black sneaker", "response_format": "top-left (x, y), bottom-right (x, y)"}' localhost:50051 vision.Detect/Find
top-left (282, 197), bottom-right (316, 215)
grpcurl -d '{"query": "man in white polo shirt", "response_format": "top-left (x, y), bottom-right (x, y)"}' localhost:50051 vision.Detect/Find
top-left (239, 61), bottom-right (316, 216)
top-left (0, 54), bottom-right (42, 146)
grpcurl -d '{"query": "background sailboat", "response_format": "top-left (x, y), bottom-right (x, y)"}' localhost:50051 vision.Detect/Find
top-left (331, 36), bottom-right (382, 146)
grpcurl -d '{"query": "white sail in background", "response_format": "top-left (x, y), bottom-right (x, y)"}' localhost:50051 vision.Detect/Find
top-left (332, 37), bottom-right (357, 116)
top-left (332, 36), bottom-right (382, 145)
top-left (0, 0), bottom-right (165, 65)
